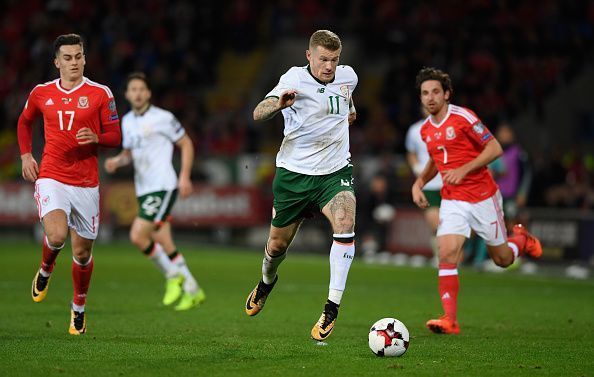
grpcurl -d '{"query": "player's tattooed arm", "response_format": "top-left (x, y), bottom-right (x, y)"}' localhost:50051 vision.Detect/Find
top-left (253, 90), bottom-right (298, 122)
top-left (323, 191), bottom-right (356, 234)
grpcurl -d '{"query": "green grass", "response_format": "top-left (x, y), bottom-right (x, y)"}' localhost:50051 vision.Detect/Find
top-left (0, 239), bottom-right (593, 377)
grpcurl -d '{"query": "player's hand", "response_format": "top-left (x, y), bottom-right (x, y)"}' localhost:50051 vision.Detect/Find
top-left (442, 167), bottom-right (469, 185)
top-left (278, 90), bottom-right (298, 109)
top-left (104, 158), bottom-right (118, 174)
top-left (178, 176), bottom-right (193, 199)
top-left (76, 127), bottom-right (99, 145)
top-left (412, 183), bottom-right (429, 209)
top-left (348, 112), bottom-right (357, 125)
top-left (21, 153), bottom-right (39, 182)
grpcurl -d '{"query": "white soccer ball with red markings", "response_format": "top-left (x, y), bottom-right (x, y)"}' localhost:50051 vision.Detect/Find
top-left (368, 317), bottom-right (410, 357)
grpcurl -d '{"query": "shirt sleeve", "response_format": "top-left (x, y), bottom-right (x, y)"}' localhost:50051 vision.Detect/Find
top-left (17, 89), bottom-right (41, 155)
top-left (465, 119), bottom-right (493, 147)
top-left (97, 91), bottom-right (121, 147)
top-left (100, 91), bottom-right (120, 125)
top-left (165, 113), bottom-right (186, 142)
top-left (265, 68), bottom-right (299, 99)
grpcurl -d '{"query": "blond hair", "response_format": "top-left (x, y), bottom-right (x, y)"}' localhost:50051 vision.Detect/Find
top-left (309, 30), bottom-right (341, 51)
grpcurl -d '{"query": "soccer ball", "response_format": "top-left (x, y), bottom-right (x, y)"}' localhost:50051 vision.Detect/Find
top-left (368, 317), bottom-right (410, 357)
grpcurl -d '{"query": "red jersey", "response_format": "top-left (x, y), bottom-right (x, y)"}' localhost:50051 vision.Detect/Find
top-left (420, 104), bottom-right (498, 202)
top-left (17, 77), bottom-right (120, 187)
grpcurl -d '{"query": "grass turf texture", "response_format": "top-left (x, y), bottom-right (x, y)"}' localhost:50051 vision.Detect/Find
top-left (0, 239), bottom-right (593, 377)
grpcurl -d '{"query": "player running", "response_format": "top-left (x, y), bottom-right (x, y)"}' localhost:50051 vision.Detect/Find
top-left (244, 30), bottom-right (358, 341)
top-left (104, 72), bottom-right (205, 311)
top-left (18, 34), bottom-right (121, 335)
top-left (411, 67), bottom-right (542, 335)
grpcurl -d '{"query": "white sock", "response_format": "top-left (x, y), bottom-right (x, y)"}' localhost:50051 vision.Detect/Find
top-left (507, 242), bottom-right (519, 260)
top-left (171, 253), bottom-right (199, 294)
top-left (328, 234), bottom-right (355, 305)
top-left (262, 245), bottom-right (286, 284)
top-left (148, 243), bottom-right (178, 278)
top-left (72, 302), bottom-right (85, 312)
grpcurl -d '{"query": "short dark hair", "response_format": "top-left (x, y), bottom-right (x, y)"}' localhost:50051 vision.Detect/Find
top-left (53, 34), bottom-right (84, 56)
top-left (415, 67), bottom-right (453, 97)
top-left (125, 72), bottom-right (151, 91)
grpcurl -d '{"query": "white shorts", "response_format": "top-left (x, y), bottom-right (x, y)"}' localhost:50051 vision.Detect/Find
top-left (34, 178), bottom-right (100, 240)
top-left (437, 191), bottom-right (507, 246)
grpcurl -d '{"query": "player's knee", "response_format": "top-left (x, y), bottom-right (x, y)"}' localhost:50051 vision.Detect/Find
top-left (438, 246), bottom-right (459, 264)
top-left (492, 254), bottom-right (513, 267)
top-left (46, 232), bottom-right (67, 248)
top-left (129, 229), bottom-right (146, 248)
top-left (267, 237), bottom-right (289, 255)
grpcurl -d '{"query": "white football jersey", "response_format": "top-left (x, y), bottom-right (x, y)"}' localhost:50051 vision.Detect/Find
top-left (266, 65), bottom-right (358, 175)
top-left (405, 118), bottom-right (443, 190)
top-left (121, 105), bottom-right (185, 196)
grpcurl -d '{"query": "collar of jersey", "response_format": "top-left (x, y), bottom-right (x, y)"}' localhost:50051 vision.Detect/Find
top-left (55, 77), bottom-right (86, 94)
top-left (306, 65), bottom-right (334, 85)
top-left (429, 104), bottom-right (452, 128)
top-left (134, 104), bottom-right (152, 117)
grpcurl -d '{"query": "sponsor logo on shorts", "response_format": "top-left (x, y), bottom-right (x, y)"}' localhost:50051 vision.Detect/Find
top-left (42, 196), bottom-right (50, 206)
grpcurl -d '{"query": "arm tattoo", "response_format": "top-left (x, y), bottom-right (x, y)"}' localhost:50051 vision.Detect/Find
top-left (327, 191), bottom-right (356, 234)
top-left (253, 98), bottom-right (281, 122)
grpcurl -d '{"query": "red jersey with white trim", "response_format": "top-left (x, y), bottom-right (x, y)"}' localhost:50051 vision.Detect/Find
top-left (18, 77), bottom-right (119, 187)
top-left (420, 104), bottom-right (498, 202)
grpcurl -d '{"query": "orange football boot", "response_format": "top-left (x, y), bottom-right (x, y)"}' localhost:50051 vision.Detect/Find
top-left (426, 315), bottom-right (460, 334)
top-left (513, 224), bottom-right (543, 259)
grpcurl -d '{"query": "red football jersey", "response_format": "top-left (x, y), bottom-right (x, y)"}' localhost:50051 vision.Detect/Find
top-left (18, 77), bottom-right (119, 187)
top-left (420, 104), bottom-right (498, 202)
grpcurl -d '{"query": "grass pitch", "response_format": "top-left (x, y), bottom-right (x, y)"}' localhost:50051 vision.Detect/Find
top-left (0, 239), bottom-right (592, 377)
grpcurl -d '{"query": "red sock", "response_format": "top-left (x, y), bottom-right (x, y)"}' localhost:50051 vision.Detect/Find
top-left (507, 234), bottom-right (526, 256)
top-left (41, 237), bottom-right (62, 274)
top-left (438, 263), bottom-right (459, 322)
top-left (72, 256), bottom-right (94, 307)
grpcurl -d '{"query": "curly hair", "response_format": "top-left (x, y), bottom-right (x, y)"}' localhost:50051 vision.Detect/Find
top-left (415, 67), bottom-right (453, 96)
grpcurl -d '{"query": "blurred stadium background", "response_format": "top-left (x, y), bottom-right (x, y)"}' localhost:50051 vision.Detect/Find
top-left (0, 0), bottom-right (593, 278)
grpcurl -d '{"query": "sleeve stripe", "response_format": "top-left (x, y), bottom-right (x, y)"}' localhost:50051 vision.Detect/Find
top-left (450, 106), bottom-right (478, 124)
top-left (86, 79), bottom-right (114, 98)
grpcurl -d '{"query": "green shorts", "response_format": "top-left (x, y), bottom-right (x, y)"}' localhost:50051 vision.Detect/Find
top-left (272, 165), bottom-right (355, 228)
top-left (423, 189), bottom-right (442, 207)
top-left (137, 189), bottom-right (178, 223)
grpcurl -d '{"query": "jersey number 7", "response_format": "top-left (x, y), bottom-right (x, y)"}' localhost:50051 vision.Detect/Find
top-left (437, 145), bottom-right (448, 164)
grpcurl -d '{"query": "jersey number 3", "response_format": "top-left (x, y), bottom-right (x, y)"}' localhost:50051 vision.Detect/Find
top-left (57, 110), bottom-right (75, 131)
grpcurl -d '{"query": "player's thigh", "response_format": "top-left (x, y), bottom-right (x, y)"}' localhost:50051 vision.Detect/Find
top-left (437, 199), bottom-right (472, 239)
top-left (70, 228), bottom-right (94, 261)
top-left (469, 191), bottom-right (507, 246)
top-left (271, 168), bottom-right (315, 229)
top-left (437, 234), bottom-right (466, 263)
top-left (321, 190), bottom-right (356, 234)
top-left (268, 221), bottom-right (303, 255)
top-left (68, 185), bottom-right (100, 240)
top-left (130, 216), bottom-right (157, 243)
top-left (35, 178), bottom-right (70, 242)
top-left (316, 164), bottom-right (356, 234)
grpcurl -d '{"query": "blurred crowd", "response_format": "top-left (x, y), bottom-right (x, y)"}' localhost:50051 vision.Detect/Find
top-left (0, 0), bottom-right (593, 208)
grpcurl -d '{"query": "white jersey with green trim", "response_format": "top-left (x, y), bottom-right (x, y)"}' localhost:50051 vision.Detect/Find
top-left (121, 105), bottom-right (185, 196)
top-left (266, 65), bottom-right (358, 175)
